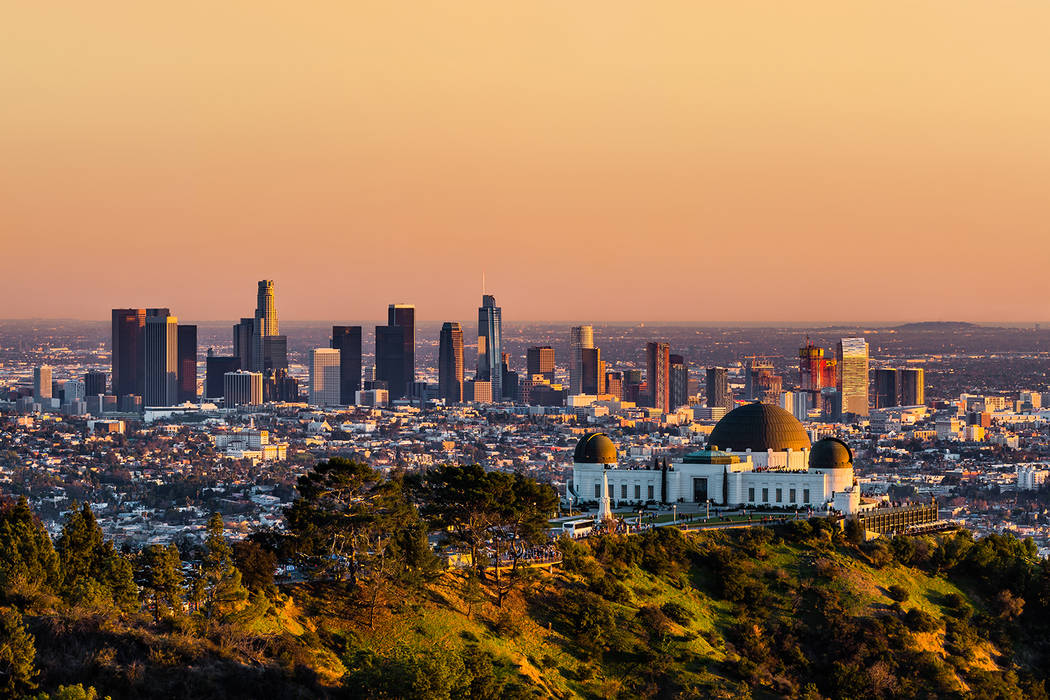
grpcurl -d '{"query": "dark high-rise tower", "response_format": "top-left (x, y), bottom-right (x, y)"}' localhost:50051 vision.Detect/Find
top-left (387, 304), bottom-right (415, 396)
top-left (646, 342), bottom-right (670, 412)
top-left (874, 368), bottom-right (901, 409)
top-left (581, 347), bottom-right (605, 395)
top-left (706, 367), bottom-right (732, 410)
top-left (900, 368), bottom-right (925, 406)
top-left (375, 324), bottom-right (407, 400)
top-left (438, 322), bottom-right (464, 404)
top-left (111, 308), bottom-right (146, 397)
top-left (112, 307), bottom-right (171, 399)
top-left (83, 371), bottom-right (107, 397)
top-left (205, 350), bottom-right (240, 400)
top-left (569, 326), bottom-right (594, 395)
top-left (526, 346), bottom-right (555, 383)
top-left (332, 326), bottom-right (363, 404)
top-left (477, 295), bottom-right (503, 400)
top-left (233, 318), bottom-right (254, 370)
top-left (500, 352), bottom-right (518, 400)
top-left (670, 354), bottom-right (689, 409)
top-left (143, 312), bottom-right (178, 406)
top-left (177, 324), bottom-right (197, 402)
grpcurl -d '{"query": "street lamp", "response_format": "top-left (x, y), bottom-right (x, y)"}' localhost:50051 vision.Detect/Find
top-left (672, 504), bottom-right (677, 525)
top-left (706, 499), bottom-right (710, 520)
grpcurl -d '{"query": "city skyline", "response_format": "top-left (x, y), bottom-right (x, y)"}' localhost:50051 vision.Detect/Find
top-left (5, 3), bottom-right (1050, 695)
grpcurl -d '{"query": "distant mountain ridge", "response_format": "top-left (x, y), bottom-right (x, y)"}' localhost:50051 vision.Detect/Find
top-left (893, 321), bottom-right (979, 331)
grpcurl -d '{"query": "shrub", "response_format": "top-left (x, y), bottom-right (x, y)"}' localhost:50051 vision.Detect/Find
top-left (660, 601), bottom-right (694, 625)
top-left (887, 584), bottom-right (910, 603)
top-left (904, 607), bottom-right (937, 633)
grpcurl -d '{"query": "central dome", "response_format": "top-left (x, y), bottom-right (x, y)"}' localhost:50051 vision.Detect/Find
top-left (708, 402), bottom-right (811, 453)
top-left (574, 432), bottom-right (617, 464)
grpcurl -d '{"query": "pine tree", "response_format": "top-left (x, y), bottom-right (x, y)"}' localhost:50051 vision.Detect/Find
top-left (201, 514), bottom-right (248, 619)
top-left (55, 503), bottom-right (138, 611)
top-left (0, 607), bottom-right (37, 695)
top-left (139, 544), bottom-right (184, 619)
top-left (0, 497), bottom-right (60, 599)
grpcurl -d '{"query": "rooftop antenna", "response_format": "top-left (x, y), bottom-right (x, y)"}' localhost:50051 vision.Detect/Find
top-left (482, 271), bottom-right (486, 296)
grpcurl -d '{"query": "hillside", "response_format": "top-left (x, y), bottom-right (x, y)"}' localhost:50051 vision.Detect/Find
top-left (10, 519), bottom-right (1050, 699)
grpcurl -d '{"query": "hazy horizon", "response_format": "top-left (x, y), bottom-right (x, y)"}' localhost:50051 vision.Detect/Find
top-left (1, 317), bottom-right (1045, 330)
top-left (4, 2), bottom-right (1049, 321)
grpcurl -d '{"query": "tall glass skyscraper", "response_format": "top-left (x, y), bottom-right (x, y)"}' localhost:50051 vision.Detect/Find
top-left (112, 307), bottom-right (171, 400)
top-left (526, 346), bottom-right (555, 383)
top-left (438, 322), bottom-right (464, 404)
top-left (836, 337), bottom-right (870, 417)
top-left (705, 366), bottom-right (731, 411)
top-left (900, 368), bottom-right (925, 406)
top-left (309, 348), bottom-right (341, 407)
top-left (569, 325), bottom-right (594, 395)
top-left (669, 354), bottom-right (689, 409)
top-left (252, 280), bottom-right (278, 372)
top-left (647, 341), bottom-right (670, 412)
top-left (477, 295), bottom-right (503, 401)
top-left (375, 324), bottom-right (407, 399)
top-left (387, 304), bottom-right (415, 396)
top-left (875, 368), bottom-right (901, 409)
top-left (144, 313), bottom-right (178, 406)
top-left (176, 324), bottom-right (197, 402)
top-left (332, 326), bottom-right (362, 405)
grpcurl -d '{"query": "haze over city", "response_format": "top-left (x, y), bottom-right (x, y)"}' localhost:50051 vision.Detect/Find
top-left (6, 4), bottom-right (1050, 698)
top-left (4, 1), bottom-right (1050, 322)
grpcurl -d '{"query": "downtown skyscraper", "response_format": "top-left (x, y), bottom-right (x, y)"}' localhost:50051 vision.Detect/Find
top-left (332, 326), bottom-right (362, 405)
top-left (251, 280), bottom-right (288, 374)
top-left (231, 281), bottom-right (297, 402)
top-left (670, 354), bottom-right (689, 410)
top-left (836, 337), bottom-right (869, 417)
top-left (438, 322), bottom-right (464, 404)
top-left (526, 346), bottom-right (555, 383)
top-left (580, 347), bottom-right (605, 395)
top-left (112, 307), bottom-right (171, 400)
top-left (144, 312), bottom-right (178, 406)
top-left (376, 304), bottom-right (415, 400)
top-left (874, 368), bottom-right (901, 409)
top-left (646, 341), bottom-right (670, 413)
top-left (900, 368), bottom-right (925, 406)
top-left (705, 366), bottom-right (732, 410)
top-left (388, 304), bottom-right (415, 390)
top-left (569, 325), bottom-right (594, 395)
top-left (177, 324), bottom-right (197, 402)
top-left (252, 280), bottom-right (278, 372)
top-left (477, 295), bottom-right (503, 401)
top-left (310, 348), bottom-right (341, 407)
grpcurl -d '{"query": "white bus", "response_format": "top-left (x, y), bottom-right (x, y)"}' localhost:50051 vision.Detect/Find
top-left (562, 519), bottom-right (595, 539)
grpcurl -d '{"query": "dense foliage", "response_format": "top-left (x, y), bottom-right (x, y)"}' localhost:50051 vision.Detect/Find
top-left (3, 459), bottom-right (1050, 698)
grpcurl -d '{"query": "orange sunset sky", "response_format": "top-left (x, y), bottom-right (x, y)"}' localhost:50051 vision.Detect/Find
top-left (2, 2), bottom-right (1048, 323)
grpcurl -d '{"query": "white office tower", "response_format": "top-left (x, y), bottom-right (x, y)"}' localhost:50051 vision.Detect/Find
top-left (224, 370), bottom-right (263, 406)
top-left (310, 348), bottom-right (341, 406)
top-left (144, 314), bottom-right (178, 406)
top-left (33, 365), bottom-right (53, 401)
top-left (569, 325), bottom-right (594, 395)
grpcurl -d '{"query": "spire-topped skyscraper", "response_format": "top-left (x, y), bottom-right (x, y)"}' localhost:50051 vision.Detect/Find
top-left (252, 280), bottom-right (280, 372)
top-left (234, 280), bottom-right (295, 401)
top-left (477, 294), bottom-right (503, 401)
